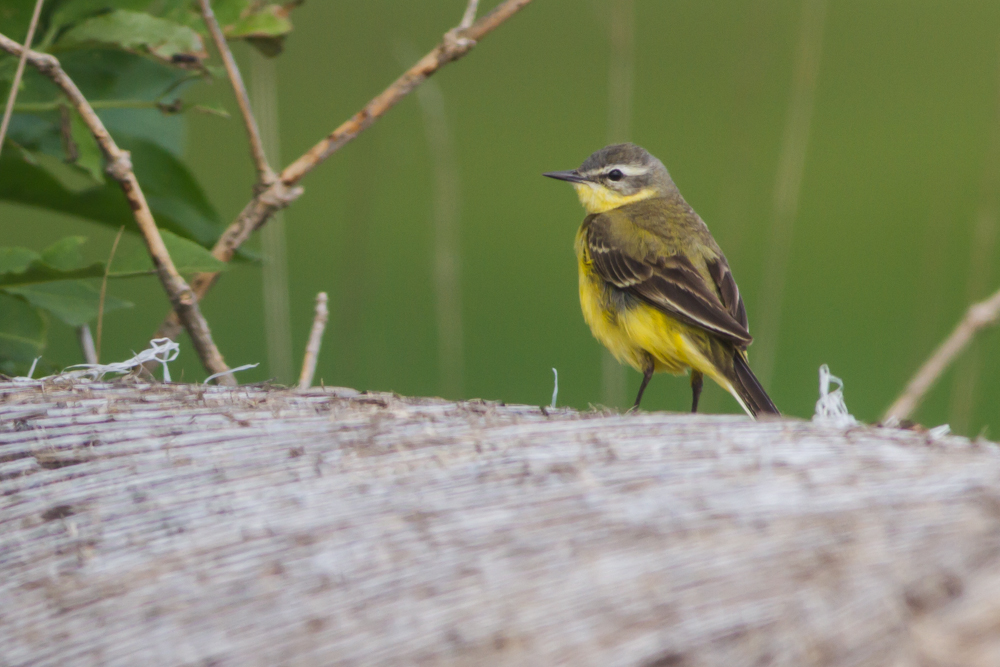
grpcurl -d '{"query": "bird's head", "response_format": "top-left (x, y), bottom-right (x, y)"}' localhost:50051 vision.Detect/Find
top-left (544, 143), bottom-right (675, 214)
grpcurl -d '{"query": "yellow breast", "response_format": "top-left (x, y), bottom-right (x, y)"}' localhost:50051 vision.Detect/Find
top-left (575, 225), bottom-right (724, 381)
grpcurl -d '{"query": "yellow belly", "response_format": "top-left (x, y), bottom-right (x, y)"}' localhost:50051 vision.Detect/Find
top-left (577, 258), bottom-right (734, 394)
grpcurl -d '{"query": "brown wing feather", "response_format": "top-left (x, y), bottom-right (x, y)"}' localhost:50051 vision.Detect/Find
top-left (706, 256), bottom-right (749, 333)
top-left (586, 220), bottom-right (752, 347)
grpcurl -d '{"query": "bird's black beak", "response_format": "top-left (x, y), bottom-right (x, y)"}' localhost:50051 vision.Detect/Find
top-left (543, 170), bottom-right (587, 183)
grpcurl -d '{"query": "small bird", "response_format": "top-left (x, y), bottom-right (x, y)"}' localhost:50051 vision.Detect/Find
top-left (544, 143), bottom-right (778, 419)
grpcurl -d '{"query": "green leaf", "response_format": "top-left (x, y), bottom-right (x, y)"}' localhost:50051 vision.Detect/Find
top-left (0, 239), bottom-right (105, 288)
top-left (212, 0), bottom-right (302, 55)
top-left (48, 0), bottom-right (153, 36)
top-left (25, 149), bottom-right (103, 193)
top-left (69, 109), bottom-right (106, 183)
top-left (5, 280), bottom-right (132, 326)
top-left (0, 135), bottom-right (223, 247)
top-left (40, 235), bottom-right (89, 270)
top-left (0, 247), bottom-right (38, 275)
top-left (62, 48), bottom-right (192, 156)
top-left (123, 136), bottom-right (224, 245)
top-left (0, 293), bottom-right (46, 375)
top-left (226, 5), bottom-right (292, 39)
top-left (0, 0), bottom-right (41, 40)
top-left (110, 228), bottom-right (229, 276)
top-left (6, 51), bottom-right (192, 166)
top-left (209, 0), bottom-right (250, 27)
top-left (57, 10), bottom-right (208, 67)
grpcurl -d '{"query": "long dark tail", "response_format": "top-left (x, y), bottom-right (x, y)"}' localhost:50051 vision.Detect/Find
top-left (731, 352), bottom-right (779, 419)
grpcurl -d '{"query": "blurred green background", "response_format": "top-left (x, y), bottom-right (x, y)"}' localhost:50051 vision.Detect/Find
top-left (2, 0), bottom-right (999, 435)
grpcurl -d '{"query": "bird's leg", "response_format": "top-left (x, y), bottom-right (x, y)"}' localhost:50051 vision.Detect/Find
top-left (632, 355), bottom-right (654, 411)
top-left (690, 370), bottom-right (704, 413)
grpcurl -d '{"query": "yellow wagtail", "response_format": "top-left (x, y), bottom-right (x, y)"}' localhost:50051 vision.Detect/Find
top-left (544, 143), bottom-right (778, 419)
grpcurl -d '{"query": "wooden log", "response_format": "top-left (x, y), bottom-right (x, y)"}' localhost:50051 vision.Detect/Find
top-left (1, 381), bottom-right (998, 666)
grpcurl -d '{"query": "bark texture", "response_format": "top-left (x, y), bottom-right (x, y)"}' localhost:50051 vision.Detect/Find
top-left (1, 381), bottom-right (999, 666)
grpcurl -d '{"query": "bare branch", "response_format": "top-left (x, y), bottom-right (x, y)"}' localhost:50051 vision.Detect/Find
top-left (883, 286), bottom-right (1000, 423)
top-left (0, 0), bottom-right (45, 159)
top-left (297, 292), bottom-right (328, 390)
top-left (197, 0), bottom-right (275, 185)
top-left (150, 0), bottom-right (534, 344)
top-left (0, 32), bottom-right (236, 385)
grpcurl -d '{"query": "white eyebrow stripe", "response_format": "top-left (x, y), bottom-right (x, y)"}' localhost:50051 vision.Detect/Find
top-left (608, 164), bottom-right (650, 176)
top-left (580, 164), bottom-right (650, 178)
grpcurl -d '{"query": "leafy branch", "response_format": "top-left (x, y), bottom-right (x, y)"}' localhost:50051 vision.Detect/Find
top-left (153, 0), bottom-right (535, 345)
top-left (0, 30), bottom-right (236, 384)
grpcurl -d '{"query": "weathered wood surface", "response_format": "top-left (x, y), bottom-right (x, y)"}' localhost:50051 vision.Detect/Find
top-left (1, 380), bottom-right (999, 667)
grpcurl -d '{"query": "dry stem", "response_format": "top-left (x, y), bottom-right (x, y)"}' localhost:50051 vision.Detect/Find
top-left (297, 292), bottom-right (328, 389)
top-left (459, 0), bottom-right (480, 29)
top-left (96, 225), bottom-right (125, 362)
top-left (76, 324), bottom-right (97, 364)
top-left (0, 32), bottom-right (236, 385)
top-left (752, 0), bottom-right (827, 388)
top-left (151, 0), bottom-right (534, 343)
top-left (884, 286), bottom-right (1000, 423)
top-left (0, 0), bottom-right (45, 159)
top-left (197, 0), bottom-right (274, 186)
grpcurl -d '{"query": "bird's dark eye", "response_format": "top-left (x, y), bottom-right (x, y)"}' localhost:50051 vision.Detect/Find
top-left (607, 169), bottom-right (624, 181)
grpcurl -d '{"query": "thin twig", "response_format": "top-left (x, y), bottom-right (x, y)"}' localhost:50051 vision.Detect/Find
top-left (0, 0), bottom-right (45, 160)
top-left (883, 286), bottom-right (1000, 424)
top-left (15, 99), bottom-right (230, 116)
top-left (96, 225), bottom-right (125, 363)
top-left (151, 0), bottom-right (535, 344)
top-left (76, 324), bottom-right (97, 365)
top-left (197, 0), bottom-right (274, 185)
top-left (459, 0), bottom-right (480, 29)
top-left (298, 292), bottom-right (328, 390)
top-left (0, 32), bottom-right (236, 385)
top-left (279, 0), bottom-right (533, 187)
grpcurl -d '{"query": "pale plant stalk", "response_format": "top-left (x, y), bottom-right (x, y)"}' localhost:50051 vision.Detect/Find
top-left (946, 51), bottom-right (1000, 432)
top-left (884, 287), bottom-right (1000, 424)
top-left (77, 324), bottom-right (97, 365)
top-left (459, 0), bottom-right (480, 29)
top-left (712, 0), bottom-right (779, 410)
top-left (0, 0), bottom-right (45, 160)
top-left (96, 225), bottom-right (125, 362)
top-left (0, 32), bottom-right (235, 384)
top-left (415, 76), bottom-right (464, 398)
top-left (888, 49), bottom-right (1000, 427)
top-left (948, 213), bottom-right (996, 432)
top-left (752, 0), bottom-right (826, 389)
top-left (298, 292), bottom-right (328, 389)
top-left (251, 52), bottom-right (294, 384)
top-left (716, 0), bottom-right (778, 261)
top-left (601, 0), bottom-right (634, 409)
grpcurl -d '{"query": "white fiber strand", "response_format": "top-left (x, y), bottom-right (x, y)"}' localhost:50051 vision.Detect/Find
top-left (813, 364), bottom-right (857, 426)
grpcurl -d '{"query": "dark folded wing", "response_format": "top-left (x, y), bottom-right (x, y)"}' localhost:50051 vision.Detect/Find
top-left (705, 255), bottom-right (748, 332)
top-left (586, 220), bottom-right (752, 347)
